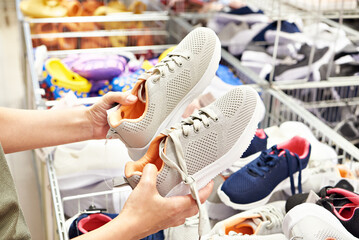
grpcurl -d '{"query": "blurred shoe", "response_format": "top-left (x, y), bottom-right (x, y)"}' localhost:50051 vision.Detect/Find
top-left (204, 201), bottom-right (285, 239)
top-left (107, 27), bottom-right (221, 160)
top-left (279, 121), bottom-right (338, 165)
top-left (285, 179), bottom-right (355, 213)
top-left (283, 203), bottom-right (357, 240)
top-left (44, 58), bottom-right (92, 99)
top-left (164, 214), bottom-right (210, 240)
top-left (317, 186), bottom-right (359, 238)
top-left (218, 136), bottom-right (311, 210)
top-left (205, 175), bottom-right (238, 221)
top-left (124, 86), bottom-right (264, 236)
top-left (20, 0), bottom-right (67, 18)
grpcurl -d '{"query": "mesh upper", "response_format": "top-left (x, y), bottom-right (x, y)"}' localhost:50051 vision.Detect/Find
top-left (122, 103), bottom-right (155, 133)
top-left (109, 27), bottom-right (220, 150)
top-left (185, 131), bottom-right (219, 175)
top-left (166, 69), bottom-right (191, 114)
top-left (214, 87), bottom-right (245, 118)
top-left (175, 28), bottom-right (207, 54)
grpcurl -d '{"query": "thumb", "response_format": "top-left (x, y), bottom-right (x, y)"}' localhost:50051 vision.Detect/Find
top-left (138, 163), bottom-right (158, 188)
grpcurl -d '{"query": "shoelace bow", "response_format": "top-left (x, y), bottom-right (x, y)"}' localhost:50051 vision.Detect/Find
top-left (158, 108), bottom-right (218, 239)
top-left (247, 146), bottom-right (303, 195)
top-left (136, 52), bottom-right (189, 102)
top-left (217, 205), bottom-right (283, 237)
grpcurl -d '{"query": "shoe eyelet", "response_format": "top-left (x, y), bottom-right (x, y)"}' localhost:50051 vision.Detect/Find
top-left (169, 68), bottom-right (175, 73)
top-left (214, 117), bottom-right (219, 122)
top-left (161, 73), bottom-right (165, 78)
top-left (179, 62), bottom-right (183, 67)
top-left (187, 56), bottom-right (191, 60)
top-left (183, 133), bottom-right (189, 138)
top-left (204, 124), bottom-right (210, 128)
top-left (194, 128), bottom-right (199, 134)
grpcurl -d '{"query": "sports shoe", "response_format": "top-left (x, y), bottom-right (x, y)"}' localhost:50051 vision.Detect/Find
top-left (204, 201), bottom-right (285, 239)
top-left (218, 136), bottom-right (311, 210)
top-left (163, 214), bottom-right (210, 240)
top-left (285, 179), bottom-right (355, 213)
top-left (124, 86), bottom-right (264, 236)
top-left (279, 121), bottom-right (338, 165)
top-left (317, 187), bottom-right (359, 238)
top-left (107, 27), bottom-right (221, 160)
top-left (223, 129), bottom-right (268, 176)
top-left (283, 203), bottom-right (358, 240)
top-left (205, 175), bottom-right (238, 221)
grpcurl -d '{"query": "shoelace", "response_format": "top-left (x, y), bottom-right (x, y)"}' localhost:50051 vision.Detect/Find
top-left (136, 52), bottom-right (189, 102)
top-left (158, 108), bottom-right (218, 239)
top-left (247, 146), bottom-right (303, 195)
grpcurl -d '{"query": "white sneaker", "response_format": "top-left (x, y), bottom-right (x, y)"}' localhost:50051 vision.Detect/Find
top-left (205, 175), bottom-right (239, 221)
top-left (204, 201), bottom-right (286, 239)
top-left (124, 86), bottom-right (264, 236)
top-left (283, 203), bottom-right (358, 240)
top-left (54, 139), bottom-right (131, 190)
top-left (164, 214), bottom-right (210, 240)
top-left (107, 27), bottom-right (221, 160)
top-left (279, 121), bottom-right (338, 165)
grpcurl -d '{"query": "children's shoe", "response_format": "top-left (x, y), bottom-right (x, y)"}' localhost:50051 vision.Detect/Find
top-left (20, 0), bottom-right (67, 18)
top-left (218, 136), bottom-right (311, 210)
top-left (68, 212), bottom-right (164, 239)
top-left (111, 69), bottom-right (145, 93)
top-left (107, 27), bottom-right (221, 160)
top-left (124, 86), bottom-right (264, 236)
top-left (204, 201), bottom-right (285, 239)
top-left (70, 54), bottom-right (127, 81)
top-left (44, 58), bottom-right (92, 99)
top-left (283, 203), bottom-right (358, 240)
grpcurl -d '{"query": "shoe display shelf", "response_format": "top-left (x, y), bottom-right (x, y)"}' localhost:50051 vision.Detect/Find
top-left (15, 0), bottom-right (171, 108)
top-left (178, 0), bottom-right (359, 147)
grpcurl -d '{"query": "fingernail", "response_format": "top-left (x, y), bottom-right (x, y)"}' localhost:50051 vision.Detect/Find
top-left (126, 94), bottom-right (137, 102)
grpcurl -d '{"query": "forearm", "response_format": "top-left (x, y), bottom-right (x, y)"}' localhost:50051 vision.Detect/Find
top-left (0, 107), bottom-right (94, 153)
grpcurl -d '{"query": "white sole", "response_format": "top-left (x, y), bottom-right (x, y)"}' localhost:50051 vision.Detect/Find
top-left (283, 203), bottom-right (358, 240)
top-left (128, 35), bottom-right (222, 160)
top-left (217, 172), bottom-right (288, 210)
top-left (166, 88), bottom-right (265, 197)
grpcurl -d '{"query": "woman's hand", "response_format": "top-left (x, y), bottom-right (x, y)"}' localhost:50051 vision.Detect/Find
top-left (114, 164), bottom-right (214, 240)
top-left (86, 92), bottom-right (138, 139)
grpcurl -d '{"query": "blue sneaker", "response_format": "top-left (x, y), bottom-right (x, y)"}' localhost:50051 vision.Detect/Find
top-left (218, 136), bottom-right (311, 210)
top-left (242, 128), bottom-right (268, 159)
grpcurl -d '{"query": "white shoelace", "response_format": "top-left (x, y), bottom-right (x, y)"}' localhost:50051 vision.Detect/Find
top-left (136, 52), bottom-right (190, 102)
top-left (158, 108), bottom-right (218, 239)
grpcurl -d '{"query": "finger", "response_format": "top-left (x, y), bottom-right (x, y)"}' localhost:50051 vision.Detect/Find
top-left (103, 92), bottom-right (138, 106)
top-left (139, 163), bottom-right (158, 188)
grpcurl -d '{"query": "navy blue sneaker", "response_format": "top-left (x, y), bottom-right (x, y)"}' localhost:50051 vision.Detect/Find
top-left (218, 136), bottom-right (311, 210)
top-left (242, 128), bottom-right (268, 159)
